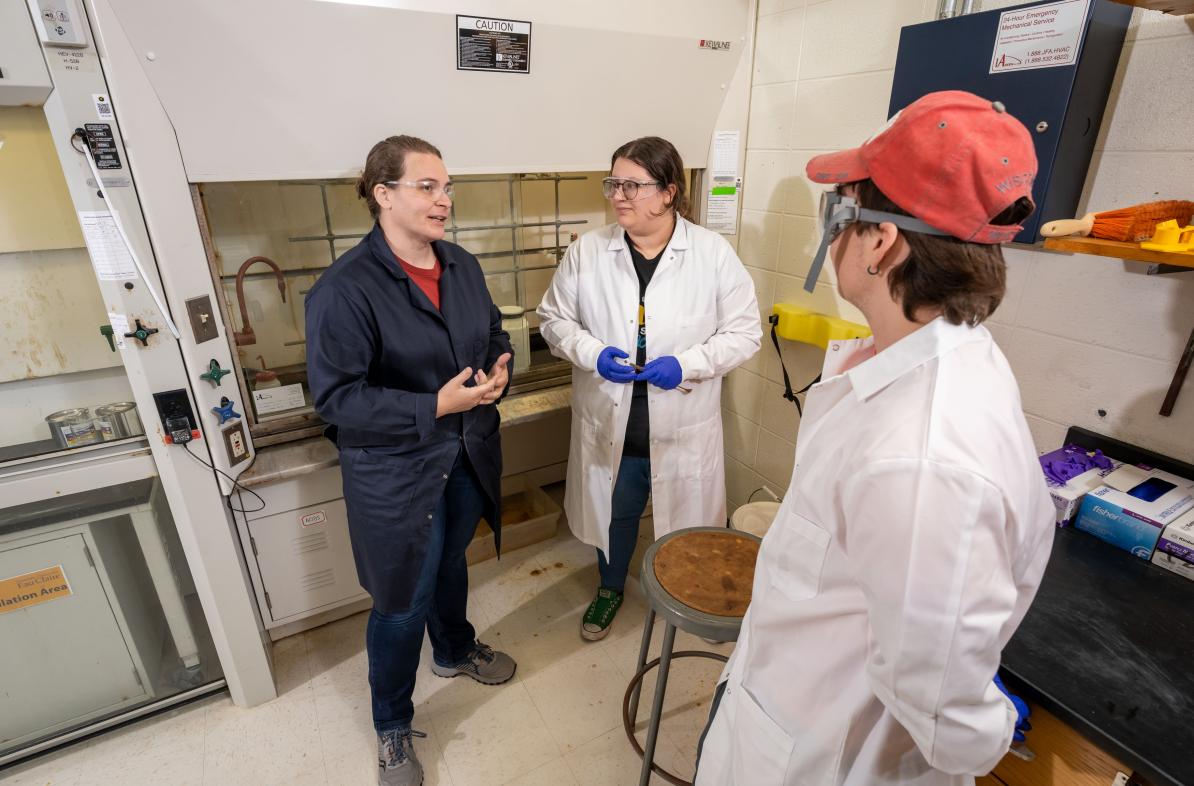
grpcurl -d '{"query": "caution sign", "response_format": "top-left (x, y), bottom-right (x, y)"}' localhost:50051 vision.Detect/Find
top-left (457, 15), bottom-right (531, 74)
top-left (0, 565), bottom-right (74, 614)
top-left (989, 0), bottom-right (1088, 74)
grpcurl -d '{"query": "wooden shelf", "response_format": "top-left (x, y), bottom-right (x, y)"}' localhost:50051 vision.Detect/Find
top-left (1111, 0), bottom-right (1194, 14)
top-left (1042, 236), bottom-right (1194, 270)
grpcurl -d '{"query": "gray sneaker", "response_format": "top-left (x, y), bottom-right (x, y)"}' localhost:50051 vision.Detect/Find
top-left (430, 640), bottom-right (516, 685)
top-left (378, 728), bottom-right (425, 786)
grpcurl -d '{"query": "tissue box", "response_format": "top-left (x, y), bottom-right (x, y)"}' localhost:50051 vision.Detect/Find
top-left (1151, 508), bottom-right (1194, 580)
top-left (1075, 466), bottom-right (1194, 559)
top-left (1039, 446), bottom-right (1122, 526)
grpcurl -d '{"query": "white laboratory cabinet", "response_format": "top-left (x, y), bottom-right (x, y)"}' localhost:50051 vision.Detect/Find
top-left (0, 516), bottom-right (165, 750)
top-left (237, 467), bottom-right (367, 633)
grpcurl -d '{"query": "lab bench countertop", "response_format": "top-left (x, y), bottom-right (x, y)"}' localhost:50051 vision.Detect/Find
top-left (1002, 526), bottom-right (1194, 786)
top-left (238, 385), bottom-right (572, 488)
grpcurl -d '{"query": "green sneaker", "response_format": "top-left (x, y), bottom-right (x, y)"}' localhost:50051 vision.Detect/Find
top-left (581, 588), bottom-right (624, 641)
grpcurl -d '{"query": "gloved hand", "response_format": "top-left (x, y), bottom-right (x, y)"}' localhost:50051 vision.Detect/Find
top-left (994, 672), bottom-right (1032, 743)
top-left (637, 356), bottom-right (683, 390)
top-left (596, 346), bottom-right (637, 383)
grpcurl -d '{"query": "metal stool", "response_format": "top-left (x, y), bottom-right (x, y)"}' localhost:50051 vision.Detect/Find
top-left (622, 526), bottom-right (761, 786)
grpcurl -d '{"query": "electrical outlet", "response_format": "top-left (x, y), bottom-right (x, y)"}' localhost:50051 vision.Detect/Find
top-left (222, 420), bottom-right (249, 466)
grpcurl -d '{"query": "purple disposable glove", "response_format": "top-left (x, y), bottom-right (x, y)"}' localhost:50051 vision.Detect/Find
top-left (596, 346), bottom-right (636, 383)
top-left (638, 356), bottom-right (683, 390)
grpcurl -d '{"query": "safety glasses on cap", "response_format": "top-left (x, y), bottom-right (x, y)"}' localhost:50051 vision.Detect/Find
top-left (803, 190), bottom-right (951, 293)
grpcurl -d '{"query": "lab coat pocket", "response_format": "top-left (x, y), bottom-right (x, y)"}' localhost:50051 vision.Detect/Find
top-left (764, 510), bottom-right (830, 602)
top-left (730, 683), bottom-right (795, 783)
top-left (674, 311), bottom-right (716, 350)
top-left (343, 448), bottom-right (427, 524)
top-left (678, 414), bottom-right (722, 481)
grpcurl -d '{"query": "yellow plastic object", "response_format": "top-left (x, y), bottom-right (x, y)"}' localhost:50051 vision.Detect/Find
top-left (1141, 220), bottom-right (1194, 252)
top-left (771, 303), bottom-right (871, 350)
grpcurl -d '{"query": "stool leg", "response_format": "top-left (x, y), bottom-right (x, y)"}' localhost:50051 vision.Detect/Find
top-left (629, 607), bottom-right (656, 726)
top-left (639, 622), bottom-right (676, 786)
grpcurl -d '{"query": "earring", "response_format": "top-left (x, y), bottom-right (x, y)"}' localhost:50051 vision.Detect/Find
top-left (866, 264), bottom-right (881, 276)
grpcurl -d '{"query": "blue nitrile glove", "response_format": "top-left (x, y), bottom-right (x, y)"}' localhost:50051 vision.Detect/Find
top-left (637, 356), bottom-right (683, 390)
top-left (994, 673), bottom-right (1032, 743)
top-left (596, 346), bottom-right (637, 383)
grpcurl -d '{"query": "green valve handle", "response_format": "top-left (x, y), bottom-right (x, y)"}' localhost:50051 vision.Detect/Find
top-left (100, 324), bottom-right (116, 352)
top-left (123, 318), bottom-right (159, 347)
top-left (200, 358), bottom-right (232, 387)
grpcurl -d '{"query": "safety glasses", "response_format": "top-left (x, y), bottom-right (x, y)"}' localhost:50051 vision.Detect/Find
top-left (803, 190), bottom-right (950, 293)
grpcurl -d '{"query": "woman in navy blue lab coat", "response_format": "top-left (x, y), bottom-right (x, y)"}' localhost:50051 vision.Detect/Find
top-left (305, 135), bottom-right (516, 786)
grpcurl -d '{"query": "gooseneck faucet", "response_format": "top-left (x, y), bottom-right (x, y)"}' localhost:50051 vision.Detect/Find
top-left (233, 256), bottom-right (287, 346)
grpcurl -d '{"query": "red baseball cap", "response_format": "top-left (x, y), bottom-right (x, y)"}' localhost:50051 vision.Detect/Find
top-left (805, 90), bottom-right (1037, 244)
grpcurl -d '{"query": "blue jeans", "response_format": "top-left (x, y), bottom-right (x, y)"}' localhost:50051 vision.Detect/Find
top-left (366, 451), bottom-right (485, 732)
top-left (597, 456), bottom-right (652, 593)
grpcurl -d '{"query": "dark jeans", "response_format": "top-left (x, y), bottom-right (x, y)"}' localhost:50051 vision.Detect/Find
top-left (367, 451), bottom-right (485, 732)
top-left (597, 455), bottom-right (652, 593)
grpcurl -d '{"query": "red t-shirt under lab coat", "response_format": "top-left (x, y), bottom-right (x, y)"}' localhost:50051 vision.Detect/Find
top-left (397, 257), bottom-right (441, 310)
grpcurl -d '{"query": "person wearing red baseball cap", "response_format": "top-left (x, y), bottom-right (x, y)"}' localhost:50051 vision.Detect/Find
top-left (694, 91), bottom-right (1056, 785)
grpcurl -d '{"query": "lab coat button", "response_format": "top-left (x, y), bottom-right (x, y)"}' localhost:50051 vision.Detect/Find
top-left (427, 513), bottom-right (433, 520)
top-left (442, 473), bottom-right (449, 479)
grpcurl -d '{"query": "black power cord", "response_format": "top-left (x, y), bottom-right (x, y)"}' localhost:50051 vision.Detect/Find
top-left (182, 440), bottom-right (266, 514)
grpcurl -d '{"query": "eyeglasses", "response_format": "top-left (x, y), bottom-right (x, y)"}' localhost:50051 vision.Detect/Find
top-left (803, 189), bottom-right (950, 294)
top-left (602, 177), bottom-right (661, 200)
top-left (385, 179), bottom-right (454, 200)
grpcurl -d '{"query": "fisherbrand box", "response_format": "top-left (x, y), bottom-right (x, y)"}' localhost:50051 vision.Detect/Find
top-left (1074, 466), bottom-right (1194, 560)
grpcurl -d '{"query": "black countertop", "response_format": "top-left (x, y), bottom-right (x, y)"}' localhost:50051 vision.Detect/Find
top-left (1002, 524), bottom-right (1194, 786)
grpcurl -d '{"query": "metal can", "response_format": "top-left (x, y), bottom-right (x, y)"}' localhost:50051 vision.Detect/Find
top-left (94, 402), bottom-right (144, 440)
top-left (45, 408), bottom-right (99, 449)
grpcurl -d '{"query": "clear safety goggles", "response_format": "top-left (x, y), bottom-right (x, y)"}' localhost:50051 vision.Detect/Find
top-left (803, 190), bottom-right (950, 293)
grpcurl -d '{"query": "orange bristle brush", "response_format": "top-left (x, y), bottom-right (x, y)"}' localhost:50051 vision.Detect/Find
top-left (1040, 200), bottom-right (1194, 242)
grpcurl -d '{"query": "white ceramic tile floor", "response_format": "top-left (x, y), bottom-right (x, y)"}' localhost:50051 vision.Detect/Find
top-left (0, 512), bottom-right (726, 786)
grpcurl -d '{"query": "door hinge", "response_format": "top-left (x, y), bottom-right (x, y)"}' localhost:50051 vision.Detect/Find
top-left (263, 591), bottom-right (272, 611)
top-left (83, 544), bottom-right (95, 567)
top-left (132, 668), bottom-right (144, 688)
top-left (249, 536), bottom-right (258, 557)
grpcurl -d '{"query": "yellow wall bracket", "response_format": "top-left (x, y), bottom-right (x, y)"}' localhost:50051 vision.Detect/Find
top-left (771, 303), bottom-right (871, 350)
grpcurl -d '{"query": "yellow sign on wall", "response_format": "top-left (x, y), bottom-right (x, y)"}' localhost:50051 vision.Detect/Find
top-left (0, 565), bottom-right (73, 614)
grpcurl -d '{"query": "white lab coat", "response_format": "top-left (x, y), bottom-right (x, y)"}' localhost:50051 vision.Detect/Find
top-left (696, 318), bottom-right (1056, 786)
top-left (536, 217), bottom-right (761, 558)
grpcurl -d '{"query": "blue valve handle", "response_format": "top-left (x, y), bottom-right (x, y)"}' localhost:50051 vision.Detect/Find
top-left (212, 397), bottom-right (241, 425)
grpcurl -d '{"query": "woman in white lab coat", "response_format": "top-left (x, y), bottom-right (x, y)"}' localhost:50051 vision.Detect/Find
top-left (695, 91), bottom-right (1054, 785)
top-left (537, 136), bottom-right (761, 640)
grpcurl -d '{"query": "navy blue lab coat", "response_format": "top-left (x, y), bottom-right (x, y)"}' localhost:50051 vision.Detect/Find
top-left (305, 224), bottom-right (511, 614)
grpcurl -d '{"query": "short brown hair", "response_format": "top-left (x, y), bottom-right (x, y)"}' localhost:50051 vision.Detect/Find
top-left (610, 136), bottom-right (690, 218)
top-left (852, 179), bottom-right (1032, 326)
top-left (357, 135), bottom-right (443, 219)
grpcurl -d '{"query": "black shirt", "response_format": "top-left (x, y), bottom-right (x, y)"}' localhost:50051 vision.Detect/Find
top-left (623, 233), bottom-right (665, 458)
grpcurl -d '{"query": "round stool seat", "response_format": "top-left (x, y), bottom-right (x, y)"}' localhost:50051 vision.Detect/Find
top-left (655, 530), bottom-right (759, 617)
top-left (640, 527), bottom-right (761, 647)
top-left (627, 527), bottom-right (762, 785)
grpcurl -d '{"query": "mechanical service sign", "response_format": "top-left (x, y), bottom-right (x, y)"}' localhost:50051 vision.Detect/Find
top-left (457, 15), bottom-right (531, 74)
top-left (989, 0), bottom-right (1089, 74)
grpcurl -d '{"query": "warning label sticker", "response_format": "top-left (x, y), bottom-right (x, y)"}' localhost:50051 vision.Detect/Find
top-left (457, 15), bottom-right (531, 74)
top-left (989, 0), bottom-right (1089, 74)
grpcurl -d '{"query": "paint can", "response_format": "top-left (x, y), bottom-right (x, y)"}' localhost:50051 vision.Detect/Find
top-left (45, 408), bottom-right (99, 449)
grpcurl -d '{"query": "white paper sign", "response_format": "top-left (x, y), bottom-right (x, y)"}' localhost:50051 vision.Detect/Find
top-left (712, 131), bottom-right (740, 179)
top-left (252, 383), bottom-right (306, 415)
top-left (107, 313), bottom-right (128, 349)
top-left (79, 211), bottom-right (137, 280)
top-left (706, 182), bottom-right (740, 235)
top-left (990, 0), bottom-right (1088, 74)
